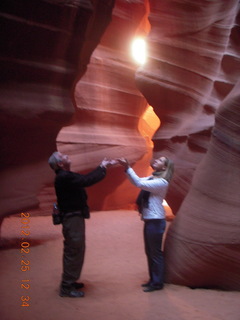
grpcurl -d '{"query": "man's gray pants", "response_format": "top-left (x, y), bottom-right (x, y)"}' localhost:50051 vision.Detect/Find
top-left (61, 215), bottom-right (85, 292)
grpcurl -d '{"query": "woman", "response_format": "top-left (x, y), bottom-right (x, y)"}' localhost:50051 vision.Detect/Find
top-left (118, 156), bottom-right (174, 292)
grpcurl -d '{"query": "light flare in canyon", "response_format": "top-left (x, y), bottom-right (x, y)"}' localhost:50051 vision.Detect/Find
top-left (131, 37), bottom-right (147, 65)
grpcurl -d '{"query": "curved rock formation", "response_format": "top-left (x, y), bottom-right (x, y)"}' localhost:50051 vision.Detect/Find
top-left (0, 0), bottom-right (115, 217)
top-left (135, 0), bottom-right (240, 290)
top-left (57, 44), bottom-right (148, 172)
top-left (164, 80), bottom-right (240, 290)
top-left (136, 0), bottom-right (240, 213)
top-left (55, 0), bottom-right (151, 210)
top-left (1, 0), bottom-right (239, 291)
top-left (0, 0), bottom-right (153, 217)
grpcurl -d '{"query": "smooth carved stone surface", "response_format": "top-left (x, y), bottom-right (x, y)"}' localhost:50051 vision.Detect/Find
top-left (0, 0), bottom-right (151, 217)
top-left (0, 0), bottom-right (115, 217)
top-left (135, 0), bottom-right (240, 290)
top-left (164, 80), bottom-right (240, 290)
top-left (136, 0), bottom-right (240, 213)
top-left (1, 0), bottom-right (240, 292)
top-left (56, 0), bottom-right (150, 210)
top-left (57, 0), bottom-right (151, 168)
top-left (57, 46), bottom-right (147, 172)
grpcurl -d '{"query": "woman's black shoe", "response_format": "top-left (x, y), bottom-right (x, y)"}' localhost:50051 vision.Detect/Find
top-left (143, 285), bottom-right (163, 292)
top-left (141, 282), bottom-right (151, 287)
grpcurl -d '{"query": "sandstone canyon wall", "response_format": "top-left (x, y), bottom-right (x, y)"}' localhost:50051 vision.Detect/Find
top-left (0, 0), bottom-right (240, 291)
top-left (56, 0), bottom-right (151, 210)
top-left (0, 0), bottom-right (116, 217)
top-left (164, 80), bottom-right (240, 290)
top-left (20, 0), bottom-right (153, 214)
top-left (135, 0), bottom-right (240, 290)
top-left (136, 0), bottom-right (240, 213)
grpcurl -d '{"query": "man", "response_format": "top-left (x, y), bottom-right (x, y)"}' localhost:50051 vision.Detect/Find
top-left (48, 151), bottom-right (114, 298)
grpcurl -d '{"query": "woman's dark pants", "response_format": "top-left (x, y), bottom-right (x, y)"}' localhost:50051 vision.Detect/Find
top-left (144, 219), bottom-right (166, 288)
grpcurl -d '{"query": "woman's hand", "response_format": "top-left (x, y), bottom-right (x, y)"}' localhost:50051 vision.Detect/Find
top-left (117, 158), bottom-right (130, 169)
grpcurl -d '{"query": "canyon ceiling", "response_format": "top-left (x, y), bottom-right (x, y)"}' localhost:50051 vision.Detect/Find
top-left (0, 0), bottom-right (239, 290)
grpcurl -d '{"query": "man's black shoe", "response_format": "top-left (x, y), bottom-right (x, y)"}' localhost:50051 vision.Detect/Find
top-left (73, 282), bottom-right (84, 289)
top-left (60, 290), bottom-right (85, 298)
top-left (143, 285), bottom-right (163, 292)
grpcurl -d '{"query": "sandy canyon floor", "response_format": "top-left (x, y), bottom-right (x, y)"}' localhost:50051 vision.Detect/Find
top-left (0, 210), bottom-right (239, 320)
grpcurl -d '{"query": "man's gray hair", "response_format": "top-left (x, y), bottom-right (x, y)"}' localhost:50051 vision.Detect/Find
top-left (48, 152), bottom-right (61, 171)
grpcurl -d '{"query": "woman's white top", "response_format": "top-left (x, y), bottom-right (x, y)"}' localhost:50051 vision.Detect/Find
top-left (126, 167), bottom-right (169, 220)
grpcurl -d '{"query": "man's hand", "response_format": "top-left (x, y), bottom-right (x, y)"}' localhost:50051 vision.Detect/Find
top-left (100, 158), bottom-right (118, 168)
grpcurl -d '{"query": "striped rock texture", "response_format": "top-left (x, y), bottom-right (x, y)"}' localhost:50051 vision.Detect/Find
top-left (0, 0), bottom-right (116, 216)
top-left (56, 1), bottom-right (151, 210)
top-left (0, 0), bottom-right (239, 290)
top-left (164, 80), bottom-right (240, 290)
top-left (135, 0), bottom-right (240, 290)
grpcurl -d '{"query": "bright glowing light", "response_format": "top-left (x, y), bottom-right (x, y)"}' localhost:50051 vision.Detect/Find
top-left (131, 38), bottom-right (147, 64)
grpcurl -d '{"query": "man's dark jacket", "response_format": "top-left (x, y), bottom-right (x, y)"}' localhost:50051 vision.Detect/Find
top-left (55, 166), bottom-right (106, 216)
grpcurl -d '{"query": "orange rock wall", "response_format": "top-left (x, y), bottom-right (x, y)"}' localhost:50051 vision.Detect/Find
top-left (0, 0), bottom-right (240, 290)
top-left (136, 0), bottom-right (240, 290)
top-left (164, 80), bottom-right (240, 290)
top-left (136, 0), bottom-right (240, 212)
top-left (0, 0), bottom-right (116, 216)
top-left (56, 0), bottom-right (151, 209)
